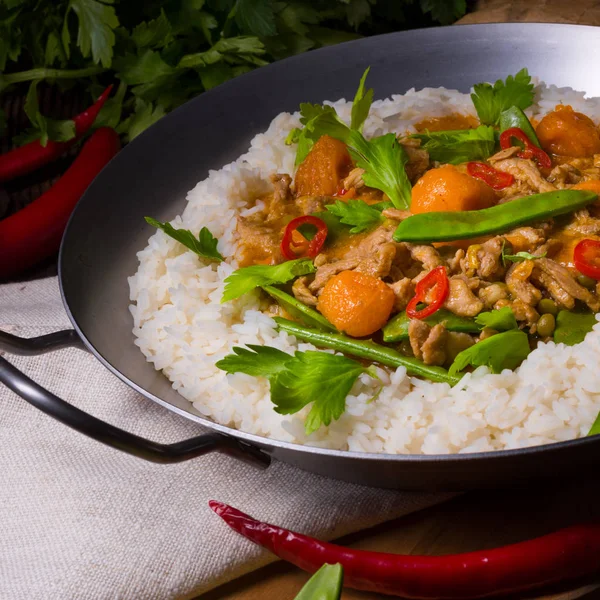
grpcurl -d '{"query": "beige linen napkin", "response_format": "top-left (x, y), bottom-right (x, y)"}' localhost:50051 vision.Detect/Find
top-left (0, 276), bottom-right (450, 600)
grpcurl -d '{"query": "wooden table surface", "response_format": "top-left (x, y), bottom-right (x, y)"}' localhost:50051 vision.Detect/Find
top-left (202, 2), bottom-right (600, 599)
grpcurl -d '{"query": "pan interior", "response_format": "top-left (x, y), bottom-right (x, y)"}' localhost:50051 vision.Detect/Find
top-left (59, 23), bottom-right (600, 457)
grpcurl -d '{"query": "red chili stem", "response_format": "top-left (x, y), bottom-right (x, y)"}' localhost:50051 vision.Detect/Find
top-left (0, 84), bottom-right (113, 183)
top-left (281, 215), bottom-right (328, 260)
top-left (210, 500), bottom-right (600, 600)
top-left (466, 161), bottom-right (514, 190)
top-left (0, 127), bottom-right (120, 279)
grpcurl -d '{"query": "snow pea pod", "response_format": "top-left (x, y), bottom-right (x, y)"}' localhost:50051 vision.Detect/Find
top-left (274, 317), bottom-right (460, 385)
top-left (382, 309), bottom-right (479, 342)
top-left (499, 106), bottom-right (541, 148)
top-left (393, 190), bottom-right (597, 243)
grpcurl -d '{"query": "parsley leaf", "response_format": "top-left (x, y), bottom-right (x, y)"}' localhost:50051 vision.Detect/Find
top-left (475, 307), bottom-right (518, 331)
top-left (554, 311), bottom-right (596, 346)
top-left (116, 49), bottom-right (176, 85)
top-left (420, 0), bottom-right (466, 25)
top-left (20, 80), bottom-right (75, 147)
top-left (131, 9), bottom-right (173, 49)
top-left (290, 97), bottom-right (412, 209)
top-left (119, 98), bottom-right (165, 141)
top-left (145, 217), bottom-right (224, 262)
top-left (67, 0), bottom-right (119, 68)
top-left (411, 125), bottom-right (496, 164)
top-left (449, 329), bottom-right (530, 376)
top-left (216, 344), bottom-right (292, 379)
top-left (234, 0), bottom-right (277, 37)
top-left (217, 344), bottom-right (371, 434)
top-left (325, 199), bottom-right (384, 233)
top-left (502, 250), bottom-right (546, 264)
top-left (351, 67), bottom-right (373, 132)
top-left (221, 258), bottom-right (316, 303)
top-left (347, 130), bottom-right (411, 210)
top-left (471, 68), bottom-right (535, 126)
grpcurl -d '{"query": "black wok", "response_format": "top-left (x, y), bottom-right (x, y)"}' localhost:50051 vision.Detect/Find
top-left (2, 23), bottom-right (600, 491)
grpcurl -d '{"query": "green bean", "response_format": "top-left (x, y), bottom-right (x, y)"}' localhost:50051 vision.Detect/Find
top-left (554, 311), bottom-right (597, 346)
top-left (274, 317), bottom-right (460, 385)
top-left (262, 286), bottom-right (336, 332)
top-left (393, 190), bottom-right (597, 243)
top-left (382, 309), bottom-right (479, 342)
top-left (537, 298), bottom-right (558, 316)
top-left (498, 106), bottom-right (541, 148)
top-left (536, 313), bottom-right (556, 337)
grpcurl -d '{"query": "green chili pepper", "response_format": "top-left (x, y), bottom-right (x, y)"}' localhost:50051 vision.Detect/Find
top-left (553, 311), bottom-right (597, 346)
top-left (382, 309), bottom-right (479, 342)
top-left (498, 106), bottom-right (541, 148)
top-left (274, 317), bottom-right (460, 385)
top-left (263, 285), bottom-right (337, 332)
top-left (394, 190), bottom-right (596, 243)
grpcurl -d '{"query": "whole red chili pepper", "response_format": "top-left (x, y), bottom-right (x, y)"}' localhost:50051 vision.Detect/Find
top-left (466, 161), bottom-right (514, 190)
top-left (499, 127), bottom-right (552, 169)
top-left (0, 84), bottom-right (113, 183)
top-left (406, 266), bottom-right (449, 319)
top-left (574, 238), bottom-right (600, 280)
top-left (210, 500), bottom-right (600, 600)
top-left (0, 127), bottom-right (120, 279)
top-left (281, 215), bottom-right (328, 260)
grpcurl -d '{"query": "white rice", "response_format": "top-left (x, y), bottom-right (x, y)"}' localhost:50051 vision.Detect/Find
top-left (129, 82), bottom-right (600, 455)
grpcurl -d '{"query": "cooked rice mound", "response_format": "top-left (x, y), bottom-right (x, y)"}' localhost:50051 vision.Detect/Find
top-left (129, 82), bottom-right (600, 454)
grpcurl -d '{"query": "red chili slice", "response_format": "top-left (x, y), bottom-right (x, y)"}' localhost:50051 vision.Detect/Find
top-left (499, 127), bottom-right (552, 169)
top-left (574, 238), bottom-right (600, 280)
top-left (466, 162), bottom-right (515, 190)
top-left (281, 215), bottom-right (328, 261)
top-left (406, 266), bottom-right (449, 319)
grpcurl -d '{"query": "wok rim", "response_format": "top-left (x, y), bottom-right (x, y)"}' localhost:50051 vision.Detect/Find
top-left (58, 21), bottom-right (600, 465)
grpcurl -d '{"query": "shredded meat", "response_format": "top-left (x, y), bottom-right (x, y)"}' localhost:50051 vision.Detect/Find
top-left (292, 276), bottom-right (318, 306)
top-left (443, 276), bottom-right (484, 317)
top-left (547, 164), bottom-right (582, 187)
top-left (342, 167), bottom-right (365, 190)
top-left (388, 277), bottom-right (414, 311)
top-left (494, 157), bottom-right (556, 198)
top-left (532, 258), bottom-right (600, 311)
top-left (446, 332), bottom-right (475, 363)
top-left (505, 261), bottom-right (542, 306)
top-left (504, 226), bottom-right (548, 251)
top-left (461, 237), bottom-right (505, 280)
top-left (495, 298), bottom-right (539, 326)
top-left (409, 320), bottom-right (447, 366)
top-left (478, 283), bottom-right (509, 309)
top-left (564, 209), bottom-right (600, 236)
top-left (488, 146), bottom-right (521, 162)
top-left (295, 195), bottom-right (329, 215)
top-left (309, 226), bottom-right (397, 294)
top-left (381, 208), bottom-right (412, 221)
top-left (406, 243), bottom-right (443, 272)
top-left (270, 173), bottom-right (292, 203)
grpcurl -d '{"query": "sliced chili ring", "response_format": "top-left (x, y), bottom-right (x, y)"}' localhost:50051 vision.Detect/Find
top-left (281, 215), bottom-right (328, 261)
top-left (499, 127), bottom-right (552, 169)
top-left (574, 239), bottom-right (600, 280)
top-left (466, 161), bottom-right (515, 190)
top-left (406, 266), bottom-right (450, 319)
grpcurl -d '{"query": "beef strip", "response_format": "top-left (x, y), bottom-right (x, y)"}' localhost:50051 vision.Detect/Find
top-left (547, 164), bottom-right (582, 187)
top-left (342, 167), bottom-right (365, 190)
top-left (564, 209), bottom-right (600, 236)
top-left (532, 258), bottom-right (600, 311)
top-left (461, 237), bottom-right (505, 280)
top-left (493, 157), bottom-right (556, 198)
top-left (505, 261), bottom-right (542, 306)
top-left (388, 277), bottom-right (414, 311)
top-left (292, 276), bottom-right (318, 306)
top-left (409, 320), bottom-right (447, 366)
top-left (442, 276), bottom-right (484, 317)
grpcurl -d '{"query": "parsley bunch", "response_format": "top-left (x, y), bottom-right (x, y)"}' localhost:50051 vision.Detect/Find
top-left (0, 0), bottom-right (467, 145)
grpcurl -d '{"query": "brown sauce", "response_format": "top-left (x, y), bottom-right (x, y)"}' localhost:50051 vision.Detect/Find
top-left (414, 113), bottom-right (479, 133)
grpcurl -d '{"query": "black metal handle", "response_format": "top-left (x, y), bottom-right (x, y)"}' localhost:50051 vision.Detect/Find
top-left (0, 329), bottom-right (270, 468)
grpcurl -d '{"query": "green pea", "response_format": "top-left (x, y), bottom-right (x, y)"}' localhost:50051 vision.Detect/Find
top-left (537, 298), bottom-right (558, 316)
top-left (393, 190), bottom-right (597, 243)
top-left (576, 274), bottom-right (597, 290)
top-left (537, 313), bottom-right (556, 337)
